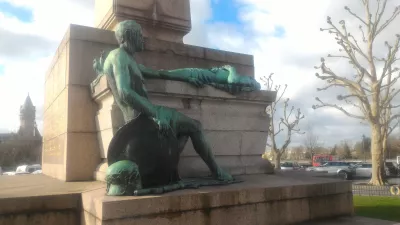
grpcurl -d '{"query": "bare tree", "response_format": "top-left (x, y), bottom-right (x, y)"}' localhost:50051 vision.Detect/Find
top-left (313, 0), bottom-right (400, 185)
top-left (263, 74), bottom-right (305, 169)
top-left (303, 124), bottom-right (321, 161)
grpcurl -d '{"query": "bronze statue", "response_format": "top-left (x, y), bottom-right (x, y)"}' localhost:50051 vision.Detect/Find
top-left (92, 20), bottom-right (261, 196)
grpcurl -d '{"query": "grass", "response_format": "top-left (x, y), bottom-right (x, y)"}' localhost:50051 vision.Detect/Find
top-left (354, 196), bottom-right (400, 222)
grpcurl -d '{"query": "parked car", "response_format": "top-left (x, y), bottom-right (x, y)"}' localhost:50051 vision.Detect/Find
top-left (280, 162), bottom-right (301, 170)
top-left (15, 164), bottom-right (42, 175)
top-left (31, 170), bottom-right (42, 175)
top-left (306, 161), bottom-right (355, 180)
top-left (353, 163), bottom-right (373, 178)
top-left (353, 162), bottom-right (396, 178)
top-left (384, 162), bottom-right (398, 176)
top-left (2, 171), bottom-right (15, 176)
top-left (299, 163), bottom-right (313, 169)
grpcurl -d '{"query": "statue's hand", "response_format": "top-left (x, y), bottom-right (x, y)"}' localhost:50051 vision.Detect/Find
top-left (187, 71), bottom-right (213, 88)
top-left (155, 117), bottom-right (170, 135)
top-left (187, 76), bottom-right (205, 88)
top-left (154, 107), bottom-right (173, 136)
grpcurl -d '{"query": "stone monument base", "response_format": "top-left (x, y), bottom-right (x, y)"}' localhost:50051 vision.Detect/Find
top-left (0, 172), bottom-right (354, 225)
top-left (82, 172), bottom-right (354, 225)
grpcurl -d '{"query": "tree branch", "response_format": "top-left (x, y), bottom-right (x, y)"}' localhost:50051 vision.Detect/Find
top-left (345, 5), bottom-right (368, 26)
top-left (313, 97), bottom-right (366, 120)
top-left (375, 6), bottom-right (400, 36)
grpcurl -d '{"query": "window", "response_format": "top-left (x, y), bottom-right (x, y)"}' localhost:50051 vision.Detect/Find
top-left (281, 162), bottom-right (293, 167)
top-left (362, 164), bottom-right (372, 168)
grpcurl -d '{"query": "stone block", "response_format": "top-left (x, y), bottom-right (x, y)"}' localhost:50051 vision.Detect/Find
top-left (241, 131), bottom-right (268, 155)
top-left (67, 39), bottom-right (115, 86)
top-left (200, 114), bottom-right (268, 131)
top-left (181, 131), bottom-right (242, 156)
top-left (242, 156), bottom-right (274, 174)
top-left (97, 129), bottom-right (114, 158)
top-left (67, 86), bottom-right (98, 133)
top-left (41, 163), bottom-right (66, 182)
top-left (42, 133), bottom-right (67, 165)
top-left (178, 155), bottom-right (275, 178)
top-left (309, 192), bottom-right (354, 220)
top-left (81, 174), bottom-right (353, 225)
top-left (256, 199), bottom-right (310, 225)
top-left (178, 156), bottom-right (245, 178)
top-left (43, 88), bottom-right (68, 141)
top-left (0, 211), bottom-right (78, 225)
top-left (94, 0), bottom-right (191, 43)
top-left (66, 132), bottom-right (101, 181)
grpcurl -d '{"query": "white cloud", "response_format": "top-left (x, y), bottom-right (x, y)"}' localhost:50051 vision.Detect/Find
top-left (0, 0), bottom-right (93, 133)
top-left (0, 0), bottom-right (399, 147)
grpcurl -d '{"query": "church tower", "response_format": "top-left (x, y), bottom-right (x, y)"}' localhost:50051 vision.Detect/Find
top-left (18, 94), bottom-right (41, 138)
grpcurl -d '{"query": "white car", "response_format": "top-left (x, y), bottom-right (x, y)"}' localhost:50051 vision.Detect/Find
top-left (2, 171), bottom-right (16, 176)
top-left (32, 170), bottom-right (42, 174)
top-left (15, 164), bottom-right (42, 175)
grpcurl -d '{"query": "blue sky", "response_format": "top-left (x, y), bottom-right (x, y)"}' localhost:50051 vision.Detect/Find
top-left (0, 65), bottom-right (4, 76)
top-left (210, 0), bottom-right (241, 24)
top-left (0, 1), bottom-right (33, 22)
top-left (209, 0), bottom-right (285, 38)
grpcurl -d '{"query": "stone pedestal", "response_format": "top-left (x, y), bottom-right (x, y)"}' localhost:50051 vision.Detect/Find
top-left (81, 173), bottom-right (354, 225)
top-left (95, 0), bottom-right (191, 43)
top-left (41, 24), bottom-right (274, 182)
top-left (92, 75), bottom-right (276, 181)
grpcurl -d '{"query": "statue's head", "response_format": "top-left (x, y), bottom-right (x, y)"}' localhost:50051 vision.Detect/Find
top-left (106, 160), bottom-right (142, 196)
top-left (115, 20), bottom-right (145, 53)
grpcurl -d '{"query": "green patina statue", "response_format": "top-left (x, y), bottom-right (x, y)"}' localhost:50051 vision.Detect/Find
top-left (92, 20), bottom-right (261, 196)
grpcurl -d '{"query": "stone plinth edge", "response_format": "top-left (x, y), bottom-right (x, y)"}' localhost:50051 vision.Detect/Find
top-left (81, 174), bottom-right (354, 225)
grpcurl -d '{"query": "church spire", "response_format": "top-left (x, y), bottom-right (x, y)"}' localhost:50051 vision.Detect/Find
top-left (22, 94), bottom-right (34, 110)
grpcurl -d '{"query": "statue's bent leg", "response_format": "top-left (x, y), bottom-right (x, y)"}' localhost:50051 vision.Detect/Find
top-left (174, 113), bottom-right (233, 181)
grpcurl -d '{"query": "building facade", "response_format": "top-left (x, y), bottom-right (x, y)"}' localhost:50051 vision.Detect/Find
top-left (0, 95), bottom-right (42, 169)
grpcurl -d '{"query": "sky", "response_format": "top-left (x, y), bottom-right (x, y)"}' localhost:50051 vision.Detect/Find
top-left (0, 0), bottom-right (400, 148)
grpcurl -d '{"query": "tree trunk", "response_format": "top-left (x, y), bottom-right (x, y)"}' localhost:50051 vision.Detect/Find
top-left (382, 133), bottom-right (388, 160)
top-left (369, 124), bottom-right (385, 185)
top-left (274, 152), bottom-right (281, 170)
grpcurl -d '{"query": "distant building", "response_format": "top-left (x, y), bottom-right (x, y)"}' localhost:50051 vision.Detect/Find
top-left (0, 94), bottom-right (42, 168)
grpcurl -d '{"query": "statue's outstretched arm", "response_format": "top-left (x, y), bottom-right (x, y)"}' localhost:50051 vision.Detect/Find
top-left (138, 64), bottom-right (189, 82)
top-left (113, 61), bottom-right (157, 117)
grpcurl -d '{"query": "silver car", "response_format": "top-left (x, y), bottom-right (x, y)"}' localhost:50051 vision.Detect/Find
top-left (280, 162), bottom-right (301, 171)
top-left (309, 161), bottom-right (355, 180)
top-left (354, 163), bottom-right (372, 178)
top-left (354, 163), bottom-right (391, 178)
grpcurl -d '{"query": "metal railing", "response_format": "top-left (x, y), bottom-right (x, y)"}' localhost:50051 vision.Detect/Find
top-left (353, 184), bottom-right (400, 197)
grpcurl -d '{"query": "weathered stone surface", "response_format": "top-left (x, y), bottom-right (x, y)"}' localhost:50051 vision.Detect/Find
top-left (81, 173), bottom-right (353, 225)
top-left (182, 131), bottom-right (242, 156)
top-left (178, 155), bottom-right (273, 178)
top-left (94, 0), bottom-right (191, 43)
top-left (65, 132), bottom-right (101, 181)
top-left (0, 211), bottom-right (78, 225)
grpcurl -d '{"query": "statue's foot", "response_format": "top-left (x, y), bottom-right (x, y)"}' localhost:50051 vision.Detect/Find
top-left (214, 168), bottom-right (233, 182)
